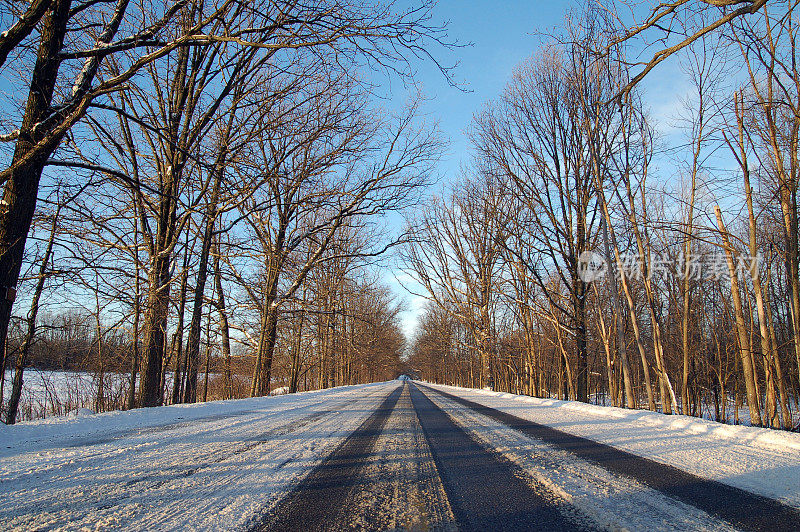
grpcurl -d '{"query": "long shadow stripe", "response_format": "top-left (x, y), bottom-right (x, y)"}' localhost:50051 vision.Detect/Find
top-left (422, 383), bottom-right (800, 532)
top-left (410, 383), bottom-right (588, 531)
top-left (252, 384), bottom-right (403, 532)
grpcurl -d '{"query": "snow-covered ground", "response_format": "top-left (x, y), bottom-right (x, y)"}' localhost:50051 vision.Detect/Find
top-left (0, 381), bottom-right (396, 530)
top-left (424, 382), bottom-right (800, 511)
top-left (2, 369), bottom-right (130, 421)
top-left (588, 391), bottom-right (799, 428)
top-left (1, 369), bottom-right (257, 422)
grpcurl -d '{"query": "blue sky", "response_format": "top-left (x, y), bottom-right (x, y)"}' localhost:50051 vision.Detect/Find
top-left (397, 0), bottom-right (577, 180)
top-left (385, 1), bottom-right (581, 339)
top-left (383, 0), bottom-right (698, 340)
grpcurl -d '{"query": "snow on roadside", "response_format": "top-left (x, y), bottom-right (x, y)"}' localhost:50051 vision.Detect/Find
top-left (423, 382), bottom-right (800, 509)
top-left (0, 381), bottom-right (385, 459)
top-left (0, 381), bottom-right (398, 531)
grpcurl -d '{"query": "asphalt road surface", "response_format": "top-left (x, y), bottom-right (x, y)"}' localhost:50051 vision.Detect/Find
top-left (254, 382), bottom-right (800, 531)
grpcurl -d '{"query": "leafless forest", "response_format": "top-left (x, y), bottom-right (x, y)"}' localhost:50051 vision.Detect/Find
top-left (1, 0), bottom-right (799, 431)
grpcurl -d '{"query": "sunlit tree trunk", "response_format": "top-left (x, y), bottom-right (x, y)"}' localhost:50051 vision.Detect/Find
top-left (715, 205), bottom-right (763, 426)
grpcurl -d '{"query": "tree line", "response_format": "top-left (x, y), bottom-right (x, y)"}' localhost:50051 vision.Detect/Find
top-left (4, 0), bottom-right (799, 433)
top-left (0, 0), bottom-right (447, 423)
top-left (405, 1), bottom-right (800, 430)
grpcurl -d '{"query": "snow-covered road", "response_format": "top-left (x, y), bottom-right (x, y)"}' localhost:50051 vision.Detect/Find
top-left (0, 383), bottom-right (392, 530)
top-left (1, 380), bottom-right (799, 531)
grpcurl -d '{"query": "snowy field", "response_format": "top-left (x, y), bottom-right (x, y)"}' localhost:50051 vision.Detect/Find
top-left (1, 370), bottom-right (257, 422)
top-left (1, 369), bottom-right (131, 421)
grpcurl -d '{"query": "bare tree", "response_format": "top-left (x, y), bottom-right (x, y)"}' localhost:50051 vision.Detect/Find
top-left (608, 0), bottom-right (768, 95)
top-left (472, 34), bottom-right (611, 402)
top-left (5, 194), bottom-right (61, 423)
top-left (401, 172), bottom-right (510, 389)
top-left (238, 79), bottom-right (439, 395)
top-left (1, 0), bottom-right (453, 408)
top-left (0, 0), bottom-right (253, 375)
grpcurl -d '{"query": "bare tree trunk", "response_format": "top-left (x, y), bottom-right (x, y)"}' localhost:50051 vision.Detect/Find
top-left (678, 33), bottom-right (719, 417)
top-left (629, 182), bottom-right (677, 413)
top-left (5, 204), bottom-right (59, 424)
top-left (775, 143), bottom-right (800, 406)
top-left (617, 259), bottom-right (657, 411)
top-left (183, 133), bottom-right (228, 403)
top-left (738, 22), bottom-right (800, 413)
top-left (681, 154), bottom-right (699, 416)
top-left (258, 307), bottom-right (280, 396)
top-left (594, 284), bottom-right (619, 406)
top-left (213, 241), bottom-right (233, 400)
top-left (289, 287), bottom-right (306, 394)
top-left (93, 283), bottom-right (105, 413)
top-left (550, 310), bottom-right (575, 401)
top-left (139, 251), bottom-right (172, 407)
top-left (202, 320), bottom-right (210, 402)
top-left (734, 101), bottom-right (778, 425)
top-left (251, 265), bottom-right (280, 397)
top-left (0, 339), bottom-right (7, 413)
top-left (764, 270), bottom-right (792, 428)
top-left (715, 205), bottom-right (763, 426)
top-left (575, 211), bottom-right (589, 403)
top-left (250, 304), bottom-right (267, 396)
top-left (598, 194), bottom-right (637, 408)
top-left (184, 217), bottom-right (214, 403)
top-left (126, 206), bottom-right (142, 410)
top-left (169, 256), bottom-right (189, 405)
top-left (0, 0), bottom-right (72, 380)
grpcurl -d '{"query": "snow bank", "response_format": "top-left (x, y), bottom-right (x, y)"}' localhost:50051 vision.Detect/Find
top-left (476, 389), bottom-right (800, 452)
top-left (450, 386), bottom-right (800, 451)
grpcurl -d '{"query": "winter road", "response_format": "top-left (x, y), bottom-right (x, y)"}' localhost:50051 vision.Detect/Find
top-left (2, 380), bottom-right (800, 531)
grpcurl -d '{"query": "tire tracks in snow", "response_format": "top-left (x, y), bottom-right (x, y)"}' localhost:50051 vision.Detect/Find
top-left (116, 388), bottom-right (387, 488)
top-left (0, 386), bottom-right (390, 530)
top-left (257, 382), bottom-right (594, 531)
top-left (321, 383), bottom-right (456, 531)
top-left (422, 383), bottom-right (800, 532)
top-left (252, 384), bottom-right (404, 531)
top-left (125, 385), bottom-right (394, 530)
top-left (0, 387), bottom-right (379, 485)
top-left (119, 407), bottom-right (338, 492)
top-left (411, 383), bottom-right (592, 532)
